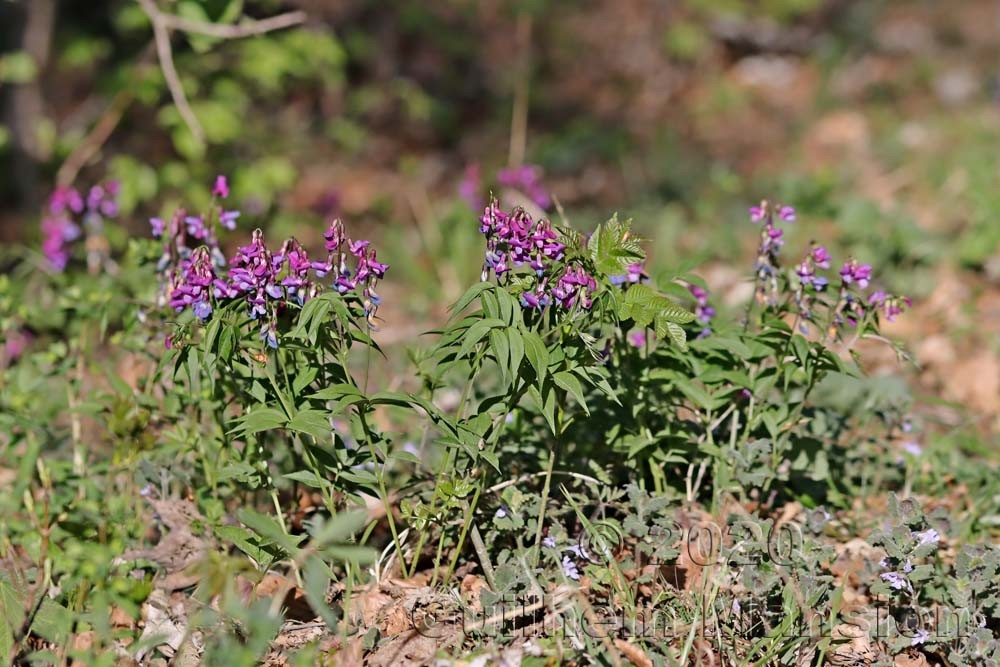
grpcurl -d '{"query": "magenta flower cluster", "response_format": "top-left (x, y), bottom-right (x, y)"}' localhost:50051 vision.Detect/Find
top-left (496, 164), bottom-right (551, 210)
top-left (749, 200), bottom-right (796, 306)
top-left (747, 199), bottom-right (910, 332)
top-left (155, 176), bottom-right (388, 348)
top-left (689, 284), bottom-right (715, 338)
top-left (460, 163), bottom-right (552, 212)
top-left (478, 198), bottom-right (596, 311)
top-left (609, 262), bottom-right (646, 286)
top-left (41, 182), bottom-right (119, 271)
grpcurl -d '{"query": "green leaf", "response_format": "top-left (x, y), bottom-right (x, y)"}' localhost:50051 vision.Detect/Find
top-left (490, 329), bottom-right (510, 381)
top-left (522, 331), bottom-right (549, 385)
top-left (310, 383), bottom-right (363, 401)
top-left (309, 510), bottom-right (368, 547)
top-left (283, 470), bottom-right (331, 488)
top-left (449, 282), bottom-right (493, 319)
top-left (657, 319), bottom-right (688, 351)
top-left (287, 409), bottom-right (332, 440)
top-left (554, 371), bottom-right (589, 415)
top-left (458, 318), bottom-right (505, 358)
top-left (233, 406), bottom-right (288, 434)
top-left (619, 283), bottom-right (695, 330)
top-left (215, 525), bottom-right (274, 566)
top-left (238, 508), bottom-right (305, 557)
top-left (588, 214), bottom-right (645, 276)
top-left (303, 556), bottom-right (339, 630)
top-left (507, 328), bottom-right (525, 382)
top-left (527, 384), bottom-right (557, 434)
top-left (791, 333), bottom-right (810, 370)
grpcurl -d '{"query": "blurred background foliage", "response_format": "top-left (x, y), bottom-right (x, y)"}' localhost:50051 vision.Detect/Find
top-left (1, 0), bottom-right (999, 345)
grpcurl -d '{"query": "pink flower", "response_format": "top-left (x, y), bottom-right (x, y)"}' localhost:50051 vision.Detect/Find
top-left (213, 175), bottom-right (230, 199)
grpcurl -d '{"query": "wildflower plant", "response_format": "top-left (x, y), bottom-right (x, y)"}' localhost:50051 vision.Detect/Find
top-left (41, 182), bottom-right (120, 273)
top-left (142, 176), bottom-right (415, 579)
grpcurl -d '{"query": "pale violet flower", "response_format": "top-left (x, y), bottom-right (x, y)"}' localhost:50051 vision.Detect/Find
top-left (562, 556), bottom-right (580, 581)
top-left (880, 571), bottom-right (912, 592)
top-left (913, 528), bottom-right (940, 547)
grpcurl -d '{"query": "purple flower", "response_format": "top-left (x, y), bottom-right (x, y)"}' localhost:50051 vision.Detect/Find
top-left (495, 505), bottom-right (509, 519)
top-left (840, 260), bottom-right (873, 289)
top-left (219, 209), bottom-right (240, 231)
top-left (867, 291), bottom-right (911, 322)
top-left (912, 528), bottom-right (940, 547)
top-left (41, 216), bottom-right (78, 271)
top-left (627, 330), bottom-right (649, 348)
top-left (150, 217), bottom-right (166, 238)
top-left (227, 229), bottom-right (280, 320)
top-left (40, 182), bottom-right (119, 272)
top-left (689, 284), bottom-right (715, 328)
top-left (910, 628), bottom-right (929, 646)
top-left (2, 329), bottom-right (31, 364)
top-left (748, 200), bottom-right (795, 225)
top-left (458, 163), bottom-right (483, 210)
top-left (49, 186), bottom-right (84, 215)
top-left (551, 265), bottom-right (597, 310)
top-left (213, 175), bottom-right (230, 199)
top-left (812, 246), bottom-right (831, 269)
top-left (902, 440), bottom-right (923, 456)
top-left (186, 215), bottom-right (209, 240)
top-left (497, 164), bottom-right (551, 210)
top-left (169, 246), bottom-right (216, 321)
top-left (880, 571), bottom-right (911, 592)
top-left (610, 262), bottom-right (646, 286)
top-left (542, 535), bottom-right (557, 549)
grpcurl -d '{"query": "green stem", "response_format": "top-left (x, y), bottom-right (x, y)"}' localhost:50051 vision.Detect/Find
top-left (410, 346), bottom-right (485, 578)
top-left (531, 427), bottom-right (560, 566)
top-left (358, 408), bottom-right (406, 573)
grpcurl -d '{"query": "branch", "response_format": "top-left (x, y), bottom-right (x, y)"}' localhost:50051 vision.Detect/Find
top-left (135, 0), bottom-right (307, 148)
top-left (160, 10), bottom-right (307, 39)
top-left (138, 0), bottom-right (204, 145)
top-left (57, 89), bottom-right (134, 187)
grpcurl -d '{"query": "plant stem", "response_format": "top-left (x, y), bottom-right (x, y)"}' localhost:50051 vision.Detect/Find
top-left (532, 430), bottom-right (560, 566)
top-left (358, 409), bottom-right (406, 574)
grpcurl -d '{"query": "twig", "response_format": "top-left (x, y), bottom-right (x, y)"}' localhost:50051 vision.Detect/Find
top-left (57, 90), bottom-right (135, 187)
top-left (487, 469), bottom-right (600, 494)
top-left (159, 10), bottom-right (307, 39)
top-left (138, 0), bottom-right (204, 145)
top-left (136, 0), bottom-right (306, 148)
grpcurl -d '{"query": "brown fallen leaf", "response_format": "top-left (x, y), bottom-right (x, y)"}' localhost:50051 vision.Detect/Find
top-left (116, 498), bottom-right (213, 591)
top-left (255, 573), bottom-right (316, 622)
top-left (69, 631), bottom-right (95, 667)
top-left (460, 574), bottom-right (488, 613)
top-left (828, 622), bottom-right (877, 666)
top-left (894, 650), bottom-right (930, 667)
top-left (613, 638), bottom-right (653, 667)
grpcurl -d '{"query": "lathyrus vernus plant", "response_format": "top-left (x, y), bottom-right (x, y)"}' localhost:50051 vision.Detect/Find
top-left (144, 175), bottom-right (433, 573)
top-left (558, 199), bottom-right (913, 511)
top-left (403, 197), bottom-right (695, 583)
